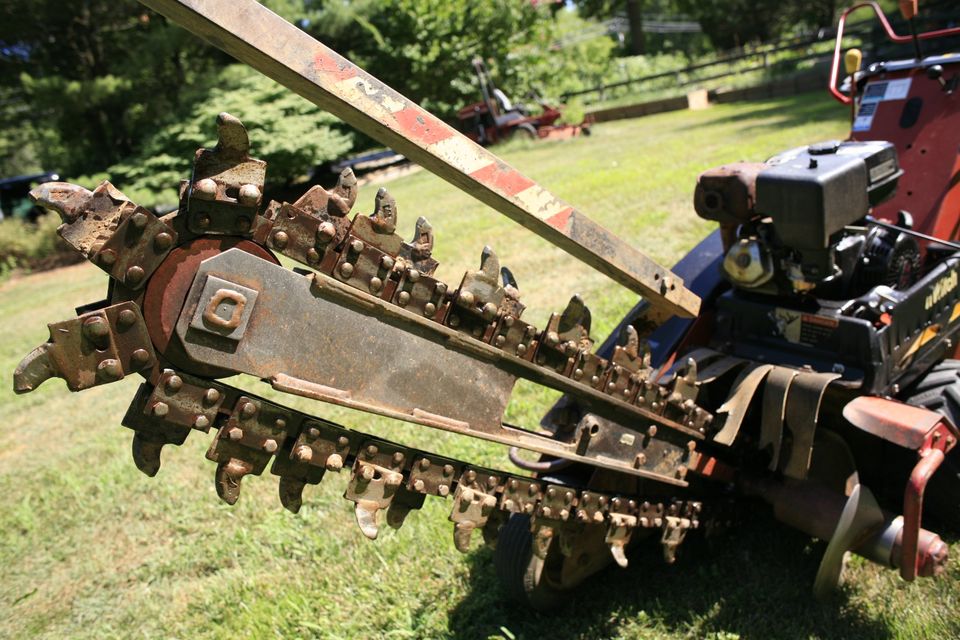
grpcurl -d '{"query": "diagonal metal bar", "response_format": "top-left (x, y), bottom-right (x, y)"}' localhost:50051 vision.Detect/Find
top-left (137, 0), bottom-right (700, 321)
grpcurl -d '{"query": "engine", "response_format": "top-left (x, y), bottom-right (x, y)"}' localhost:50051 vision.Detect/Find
top-left (693, 140), bottom-right (960, 394)
top-left (694, 140), bottom-right (918, 299)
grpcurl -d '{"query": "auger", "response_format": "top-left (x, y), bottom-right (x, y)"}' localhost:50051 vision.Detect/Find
top-left (13, 0), bottom-right (960, 609)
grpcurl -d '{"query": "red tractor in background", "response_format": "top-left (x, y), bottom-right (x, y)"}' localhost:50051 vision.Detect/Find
top-left (456, 57), bottom-right (590, 145)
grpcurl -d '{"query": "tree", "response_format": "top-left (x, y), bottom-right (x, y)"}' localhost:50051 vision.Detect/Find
top-left (305, 0), bottom-right (548, 118)
top-left (92, 64), bottom-right (355, 207)
top-left (0, 1), bottom-right (225, 176)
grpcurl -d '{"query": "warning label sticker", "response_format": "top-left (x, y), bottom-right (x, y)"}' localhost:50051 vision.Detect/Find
top-left (771, 308), bottom-right (839, 346)
top-left (853, 101), bottom-right (877, 132)
top-left (852, 78), bottom-right (912, 132)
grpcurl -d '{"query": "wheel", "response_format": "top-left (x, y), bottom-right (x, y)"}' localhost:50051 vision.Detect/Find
top-left (900, 359), bottom-right (960, 529)
top-left (493, 514), bottom-right (569, 610)
top-left (510, 122), bottom-right (538, 141)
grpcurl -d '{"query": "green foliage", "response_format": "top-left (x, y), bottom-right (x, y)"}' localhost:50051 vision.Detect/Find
top-left (512, 10), bottom-right (617, 106)
top-left (87, 65), bottom-right (355, 207)
top-left (0, 214), bottom-right (77, 280)
top-left (306, 0), bottom-right (549, 118)
top-left (2, 1), bottom-right (223, 176)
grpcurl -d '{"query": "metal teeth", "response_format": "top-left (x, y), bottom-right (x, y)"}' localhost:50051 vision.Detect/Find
top-left (257, 177), bottom-right (709, 432)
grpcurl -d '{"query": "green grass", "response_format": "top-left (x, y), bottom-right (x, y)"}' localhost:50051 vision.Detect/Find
top-left (2, 92), bottom-right (957, 640)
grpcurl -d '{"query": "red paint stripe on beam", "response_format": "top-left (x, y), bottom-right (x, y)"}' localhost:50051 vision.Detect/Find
top-left (394, 108), bottom-right (455, 146)
top-left (545, 207), bottom-right (573, 230)
top-left (469, 163), bottom-right (536, 197)
top-left (312, 49), bottom-right (357, 82)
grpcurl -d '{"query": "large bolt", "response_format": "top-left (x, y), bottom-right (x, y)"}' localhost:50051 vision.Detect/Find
top-left (99, 249), bottom-right (117, 267)
top-left (125, 265), bottom-right (145, 285)
top-left (306, 248), bottom-right (320, 264)
top-left (294, 445), bottom-right (313, 462)
top-left (240, 402), bottom-right (257, 418)
top-left (228, 427), bottom-right (244, 441)
top-left (361, 465), bottom-right (375, 481)
top-left (130, 211), bottom-right (149, 230)
top-left (339, 262), bottom-right (354, 278)
top-left (326, 454), bottom-right (344, 471)
top-left (380, 256), bottom-right (395, 270)
top-left (154, 232), bottom-right (173, 252)
top-left (204, 388), bottom-right (221, 404)
top-left (97, 359), bottom-right (123, 381)
top-left (413, 479), bottom-right (425, 492)
top-left (458, 291), bottom-right (475, 308)
top-left (350, 239), bottom-right (364, 254)
top-left (369, 277), bottom-right (383, 293)
top-left (272, 231), bottom-right (289, 249)
top-left (397, 291), bottom-right (411, 306)
top-left (117, 309), bottom-right (137, 329)
top-left (407, 269), bottom-right (420, 283)
top-left (193, 178), bottom-right (217, 200)
top-left (238, 183), bottom-right (261, 206)
top-left (263, 439), bottom-right (278, 454)
top-left (165, 375), bottom-right (183, 393)
top-left (317, 222), bottom-right (336, 243)
top-left (83, 316), bottom-right (110, 341)
top-left (194, 415), bottom-right (210, 429)
top-left (152, 402), bottom-right (169, 418)
top-left (481, 302), bottom-right (498, 321)
top-left (131, 349), bottom-right (151, 367)
top-left (424, 302), bottom-right (436, 317)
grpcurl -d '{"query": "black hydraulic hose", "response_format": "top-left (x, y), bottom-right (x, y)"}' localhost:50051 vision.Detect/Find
top-left (508, 447), bottom-right (575, 473)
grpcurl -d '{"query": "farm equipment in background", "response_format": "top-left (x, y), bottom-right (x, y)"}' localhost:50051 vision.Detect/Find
top-left (11, 0), bottom-right (960, 611)
top-left (456, 56), bottom-right (590, 144)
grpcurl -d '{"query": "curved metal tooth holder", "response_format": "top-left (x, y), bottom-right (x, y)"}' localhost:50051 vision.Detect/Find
top-left (258, 167), bottom-right (358, 269)
top-left (345, 441), bottom-right (407, 539)
top-left (449, 246), bottom-right (505, 343)
top-left (29, 181), bottom-right (177, 290)
top-left (449, 469), bottom-right (502, 552)
top-left (123, 369), bottom-right (229, 476)
top-left (400, 216), bottom-right (439, 277)
top-left (14, 302), bottom-right (156, 394)
top-left (206, 396), bottom-right (295, 505)
top-left (187, 112), bottom-right (267, 235)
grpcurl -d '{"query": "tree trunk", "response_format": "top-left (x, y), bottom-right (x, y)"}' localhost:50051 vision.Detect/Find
top-left (626, 0), bottom-right (645, 55)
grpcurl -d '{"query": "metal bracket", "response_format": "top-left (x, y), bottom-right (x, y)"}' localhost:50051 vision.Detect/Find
top-left (14, 301), bottom-right (156, 394)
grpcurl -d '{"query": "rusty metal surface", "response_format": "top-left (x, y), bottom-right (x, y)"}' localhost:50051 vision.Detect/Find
top-left (14, 301), bottom-right (156, 393)
top-left (842, 396), bottom-right (958, 449)
top-left (169, 248), bottom-right (701, 483)
top-left (136, 0), bottom-right (700, 324)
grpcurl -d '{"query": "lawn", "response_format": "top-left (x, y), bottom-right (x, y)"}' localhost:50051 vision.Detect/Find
top-left (2, 92), bottom-right (957, 640)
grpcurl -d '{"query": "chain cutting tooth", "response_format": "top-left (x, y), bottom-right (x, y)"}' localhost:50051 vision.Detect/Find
top-left (343, 441), bottom-right (406, 540)
top-left (449, 469), bottom-right (501, 552)
top-left (271, 420), bottom-right (356, 513)
top-left (400, 216), bottom-right (439, 277)
top-left (206, 397), bottom-right (294, 505)
top-left (385, 487), bottom-right (426, 530)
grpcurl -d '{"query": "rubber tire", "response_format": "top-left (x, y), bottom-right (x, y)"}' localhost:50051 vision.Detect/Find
top-left (900, 359), bottom-right (960, 530)
top-left (511, 122), bottom-right (538, 141)
top-left (493, 514), bottom-right (568, 611)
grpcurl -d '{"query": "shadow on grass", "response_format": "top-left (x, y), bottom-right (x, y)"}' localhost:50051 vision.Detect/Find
top-left (442, 508), bottom-right (893, 640)
top-left (683, 93), bottom-right (849, 140)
